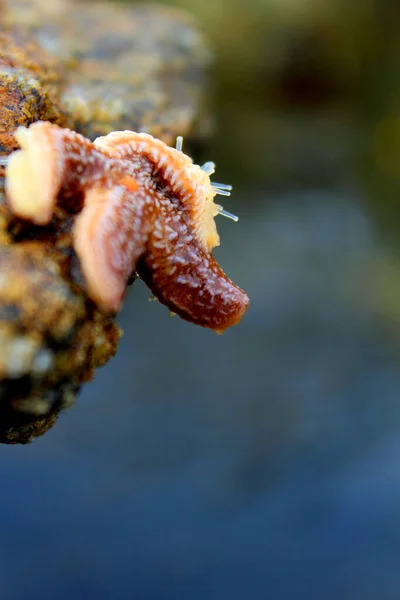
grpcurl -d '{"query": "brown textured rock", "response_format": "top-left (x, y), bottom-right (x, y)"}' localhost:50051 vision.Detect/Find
top-left (0, 188), bottom-right (122, 443)
top-left (0, 0), bottom-right (211, 443)
top-left (0, 28), bottom-right (68, 156)
top-left (2, 0), bottom-right (211, 144)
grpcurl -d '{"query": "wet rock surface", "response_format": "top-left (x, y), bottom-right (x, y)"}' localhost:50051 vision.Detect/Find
top-left (0, 192), bottom-right (122, 442)
top-left (0, 0), bottom-right (211, 442)
top-left (1, 0), bottom-right (211, 144)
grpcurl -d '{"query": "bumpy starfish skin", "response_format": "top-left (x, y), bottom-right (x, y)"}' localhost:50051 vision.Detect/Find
top-left (5, 121), bottom-right (249, 330)
top-left (94, 131), bottom-right (220, 253)
top-left (138, 195), bottom-right (249, 330)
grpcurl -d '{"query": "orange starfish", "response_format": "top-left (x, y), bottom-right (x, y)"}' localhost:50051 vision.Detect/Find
top-left (4, 121), bottom-right (249, 331)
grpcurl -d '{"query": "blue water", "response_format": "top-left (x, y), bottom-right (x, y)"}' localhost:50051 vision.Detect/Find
top-left (1, 166), bottom-right (400, 599)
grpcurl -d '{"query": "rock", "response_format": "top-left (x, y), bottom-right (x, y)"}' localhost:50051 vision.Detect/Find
top-left (2, 0), bottom-right (211, 144)
top-left (0, 0), bottom-right (211, 443)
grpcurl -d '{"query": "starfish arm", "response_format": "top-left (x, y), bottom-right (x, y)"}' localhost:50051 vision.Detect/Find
top-left (5, 121), bottom-right (65, 224)
top-left (73, 181), bottom-right (156, 312)
top-left (6, 121), bottom-right (126, 225)
top-left (94, 130), bottom-right (220, 253)
top-left (137, 198), bottom-right (249, 331)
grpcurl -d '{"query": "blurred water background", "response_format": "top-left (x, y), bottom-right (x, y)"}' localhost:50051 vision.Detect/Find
top-left (3, 0), bottom-right (400, 598)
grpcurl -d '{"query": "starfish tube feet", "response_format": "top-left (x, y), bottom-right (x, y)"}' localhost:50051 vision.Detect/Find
top-left (94, 131), bottom-right (221, 253)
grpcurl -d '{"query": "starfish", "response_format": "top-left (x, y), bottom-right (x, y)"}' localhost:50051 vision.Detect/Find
top-left (4, 121), bottom-right (249, 331)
